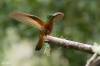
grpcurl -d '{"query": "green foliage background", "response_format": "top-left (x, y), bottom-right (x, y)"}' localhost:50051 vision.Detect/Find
top-left (0, 0), bottom-right (99, 66)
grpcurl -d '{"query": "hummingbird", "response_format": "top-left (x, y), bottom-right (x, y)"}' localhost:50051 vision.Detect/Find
top-left (10, 11), bottom-right (64, 50)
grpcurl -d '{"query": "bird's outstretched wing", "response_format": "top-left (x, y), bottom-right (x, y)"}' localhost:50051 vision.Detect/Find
top-left (45, 12), bottom-right (64, 34)
top-left (10, 12), bottom-right (45, 30)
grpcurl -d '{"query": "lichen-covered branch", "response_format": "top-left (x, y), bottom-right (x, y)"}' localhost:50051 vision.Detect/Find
top-left (46, 35), bottom-right (94, 54)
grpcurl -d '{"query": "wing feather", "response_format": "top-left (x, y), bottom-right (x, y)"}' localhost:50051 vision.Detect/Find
top-left (48, 12), bottom-right (64, 23)
top-left (45, 12), bottom-right (64, 34)
top-left (10, 12), bottom-right (45, 30)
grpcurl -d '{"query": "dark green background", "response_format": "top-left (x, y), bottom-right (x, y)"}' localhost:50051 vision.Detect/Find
top-left (0, 0), bottom-right (99, 66)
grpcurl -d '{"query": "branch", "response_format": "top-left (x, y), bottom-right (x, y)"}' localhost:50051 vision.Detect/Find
top-left (46, 35), bottom-right (94, 54)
